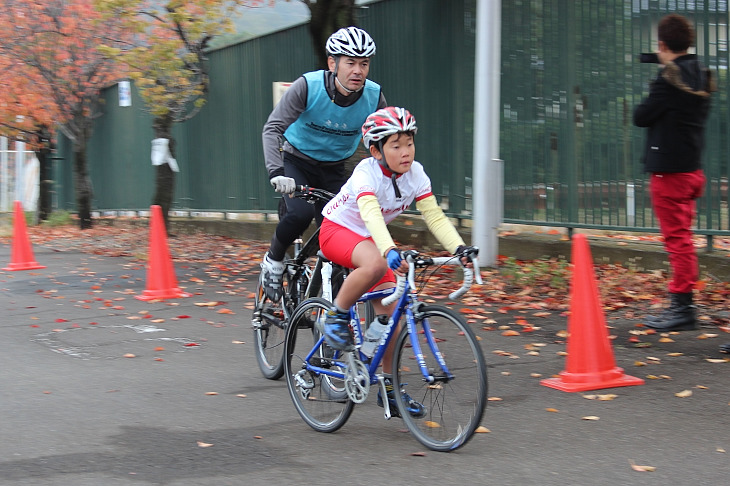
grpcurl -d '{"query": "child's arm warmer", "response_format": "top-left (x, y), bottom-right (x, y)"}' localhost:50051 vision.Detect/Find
top-left (357, 194), bottom-right (396, 256)
top-left (415, 195), bottom-right (465, 254)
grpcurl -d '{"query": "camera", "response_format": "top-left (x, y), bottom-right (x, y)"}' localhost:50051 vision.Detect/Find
top-left (639, 52), bottom-right (659, 63)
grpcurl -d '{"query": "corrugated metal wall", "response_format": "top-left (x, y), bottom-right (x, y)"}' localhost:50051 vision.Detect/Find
top-left (55, 0), bottom-right (477, 217)
top-left (54, 0), bottom-right (730, 235)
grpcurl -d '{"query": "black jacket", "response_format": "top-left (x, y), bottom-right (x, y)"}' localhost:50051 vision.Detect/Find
top-left (633, 54), bottom-right (715, 173)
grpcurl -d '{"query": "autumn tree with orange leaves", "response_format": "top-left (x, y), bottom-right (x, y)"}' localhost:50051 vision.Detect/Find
top-left (94, 0), bottom-right (253, 232)
top-left (0, 0), bottom-right (129, 229)
top-left (0, 53), bottom-right (58, 221)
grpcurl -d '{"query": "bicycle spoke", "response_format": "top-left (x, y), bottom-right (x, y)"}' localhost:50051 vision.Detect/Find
top-left (285, 298), bottom-right (354, 432)
top-left (393, 305), bottom-right (487, 451)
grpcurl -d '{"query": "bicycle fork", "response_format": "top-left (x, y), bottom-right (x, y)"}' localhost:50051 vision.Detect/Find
top-left (408, 306), bottom-right (453, 383)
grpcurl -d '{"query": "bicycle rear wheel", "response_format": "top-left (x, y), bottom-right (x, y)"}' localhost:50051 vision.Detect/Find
top-left (392, 305), bottom-right (487, 451)
top-left (252, 270), bottom-right (288, 380)
top-left (284, 297), bottom-right (354, 433)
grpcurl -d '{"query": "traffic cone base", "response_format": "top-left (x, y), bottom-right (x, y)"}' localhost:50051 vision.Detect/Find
top-left (136, 288), bottom-right (192, 301)
top-left (3, 201), bottom-right (45, 271)
top-left (541, 233), bottom-right (644, 393)
top-left (3, 261), bottom-right (46, 271)
top-left (135, 205), bottom-right (190, 301)
top-left (541, 367), bottom-right (645, 392)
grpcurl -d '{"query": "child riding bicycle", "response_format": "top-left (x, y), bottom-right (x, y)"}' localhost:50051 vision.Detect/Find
top-left (318, 106), bottom-right (475, 418)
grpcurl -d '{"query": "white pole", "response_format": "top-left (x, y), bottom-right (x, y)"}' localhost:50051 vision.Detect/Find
top-left (15, 140), bottom-right (26, 208)
top-left (1, 137), bottom-right (7, 211)
top-left (472, 0), bottom-right (502, 266)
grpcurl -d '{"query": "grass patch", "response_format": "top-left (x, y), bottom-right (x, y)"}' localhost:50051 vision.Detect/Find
top-left (40, 210), bottom-right (73, 227)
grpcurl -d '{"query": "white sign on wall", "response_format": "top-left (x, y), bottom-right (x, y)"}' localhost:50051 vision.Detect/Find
top-left (119, 80), bottom-right (131, 107)
top-left (272, 82), bottom-right (293, 107)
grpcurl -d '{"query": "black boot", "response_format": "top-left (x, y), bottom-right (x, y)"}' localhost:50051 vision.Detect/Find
top-left (645, 292), bottom-right (697, 331)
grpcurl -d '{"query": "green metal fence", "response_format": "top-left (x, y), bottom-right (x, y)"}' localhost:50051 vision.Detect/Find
top-left (53, 0), bottom-right (730, 237)
top-left (501, 0), bottom-right (730, 236)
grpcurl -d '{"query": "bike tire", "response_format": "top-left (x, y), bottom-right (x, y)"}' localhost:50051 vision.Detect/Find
top-left (392, 305), bottom-right (488, 451)
top-left (252, 270), bottom-right (288, 380)
top-left (284, 297), bottom-right (354, 433)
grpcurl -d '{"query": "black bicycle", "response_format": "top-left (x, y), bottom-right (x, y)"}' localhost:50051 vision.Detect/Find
top-left (252, 186), bottom-right (373, 380)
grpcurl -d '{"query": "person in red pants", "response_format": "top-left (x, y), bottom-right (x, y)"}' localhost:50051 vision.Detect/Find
top-left (633, 14), bottom-right (715, 332)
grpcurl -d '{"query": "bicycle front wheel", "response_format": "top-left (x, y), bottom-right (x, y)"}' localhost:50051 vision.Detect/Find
top-left (284, 298), bottom-right (354, 433)
top-left (393, 305), bottom-right (488, 452)
top-left (252, 271), bottom-right (288, 380)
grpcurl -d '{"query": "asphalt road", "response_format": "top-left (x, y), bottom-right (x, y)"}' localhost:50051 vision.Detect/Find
top-left (1, 243), bottom-right (729, 486)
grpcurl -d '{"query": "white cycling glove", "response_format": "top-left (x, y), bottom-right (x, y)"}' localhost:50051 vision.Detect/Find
top-left (270, 175), bottom-right (296, 194)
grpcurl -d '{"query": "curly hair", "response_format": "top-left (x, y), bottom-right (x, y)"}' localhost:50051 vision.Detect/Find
top-left (658, 14), bottom-right (694, 52)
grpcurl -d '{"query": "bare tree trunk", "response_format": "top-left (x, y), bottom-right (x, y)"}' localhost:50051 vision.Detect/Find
top-left (36, 126), bottom-right (54, 222)
top-left (305, 0), bottom-right (356, 68)
top-left (73, 140), bottom-right (93, 229)
top-left (37, 146), bottom-right (52, 222)
top-left (152, 114), bottom-right (175, 234)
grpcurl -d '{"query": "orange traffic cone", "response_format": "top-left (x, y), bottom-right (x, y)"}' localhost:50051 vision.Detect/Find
top-left (3, 200), bottom-right (46, 271)
top-left (135, 205), bottom-right (191, 301)
top-left (541, 234), bottom-right (644, 392)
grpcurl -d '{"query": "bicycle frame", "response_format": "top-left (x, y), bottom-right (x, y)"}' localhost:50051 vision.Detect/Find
top-left (303, 279), bottom-right (451, 389)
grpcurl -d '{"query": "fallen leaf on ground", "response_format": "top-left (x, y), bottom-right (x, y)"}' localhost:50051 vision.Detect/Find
top-left (675, 389), bottom-right (693, 398)
top-left (629, 460), bottom-right (656, 472)
top-left (197, 441), bottom-right (214, 448)
top-left (475, 426), bottom-right (490, 433)
top-left (582, 416), bottom-right (600, 421)
top-left (697, 333), bottom-right (718, 339)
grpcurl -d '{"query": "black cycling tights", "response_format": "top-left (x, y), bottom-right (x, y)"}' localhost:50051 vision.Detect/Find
top-left (268, 154), bottom-right (346, 261)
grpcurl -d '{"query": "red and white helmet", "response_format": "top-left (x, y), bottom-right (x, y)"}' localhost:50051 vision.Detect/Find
top-left (361, 107), bottom-right (418, 149)
top-left (326, 26), bottom-right (376, 58)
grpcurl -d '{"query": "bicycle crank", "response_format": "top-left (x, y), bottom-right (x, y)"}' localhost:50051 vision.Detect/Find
top-left (343, 352), bottom-right (369, 403)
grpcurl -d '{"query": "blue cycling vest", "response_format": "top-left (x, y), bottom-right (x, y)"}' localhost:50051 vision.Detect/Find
top-left (284, 70), bottom-right (381, 162)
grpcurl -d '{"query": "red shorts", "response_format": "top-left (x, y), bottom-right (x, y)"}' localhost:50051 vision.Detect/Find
top-left (319, 218), bottom-right (396, 289)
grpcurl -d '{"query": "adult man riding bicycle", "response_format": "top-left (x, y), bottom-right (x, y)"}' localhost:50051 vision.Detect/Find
top-left (260, 26), bottom-right (387, 301)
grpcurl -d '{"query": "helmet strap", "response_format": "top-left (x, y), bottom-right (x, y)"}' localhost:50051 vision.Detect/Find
top-left (376, 141), bottom-right (402, 199)
top-left (335, 75), bottom-right (357, 95)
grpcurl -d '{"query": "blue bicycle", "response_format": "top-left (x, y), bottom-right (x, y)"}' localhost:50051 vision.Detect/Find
top-left (283, 248), bottom-right (488, 452)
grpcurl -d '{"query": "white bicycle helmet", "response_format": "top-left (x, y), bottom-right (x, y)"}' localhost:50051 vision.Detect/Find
top-left (326, 26), bottom-right (376, 58)
top-left (361, 107), bottom-right (418, 149)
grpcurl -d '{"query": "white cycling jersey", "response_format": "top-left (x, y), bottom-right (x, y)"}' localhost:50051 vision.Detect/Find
top-left (322, 157), bottom-right (432, 237)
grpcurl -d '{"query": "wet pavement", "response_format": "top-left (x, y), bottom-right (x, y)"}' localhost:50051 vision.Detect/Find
top-left (1, 241), bottom-right (729, 486)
